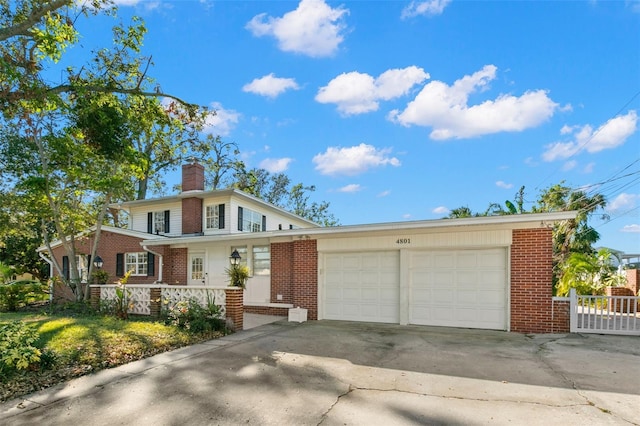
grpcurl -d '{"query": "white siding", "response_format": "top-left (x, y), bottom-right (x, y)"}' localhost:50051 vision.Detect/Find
top-left (129, 202), bottom-right (182, 236)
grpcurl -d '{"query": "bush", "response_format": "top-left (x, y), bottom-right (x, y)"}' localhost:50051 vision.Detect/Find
top-left (0, 321), bottom-right (42, 379)
top-left (165, 296), bottom-right (226, 334)
top-left (0, 280), bottom-right (48, 312)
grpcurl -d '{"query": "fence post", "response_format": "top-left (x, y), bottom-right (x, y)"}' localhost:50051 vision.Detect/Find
top-left (569, 288), bottom-right (577, 333)
top-left (90, 285), bottom-right (101, 311)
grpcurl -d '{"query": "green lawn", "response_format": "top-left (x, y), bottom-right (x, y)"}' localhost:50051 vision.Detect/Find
top-left (0, 308), bottom-right (224, 402)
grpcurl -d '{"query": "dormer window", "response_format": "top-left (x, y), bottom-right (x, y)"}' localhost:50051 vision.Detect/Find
top-left (148, 210), bottom-right (170, 234)
top-left (205, 204), bottom-right (225, 230)
top-left (238, 207), bottom-right (266, 232)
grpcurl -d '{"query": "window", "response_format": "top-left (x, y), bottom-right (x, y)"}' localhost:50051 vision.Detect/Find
top-left (148, 210), bottom-right (170, 234)
top-left (252, 246), bottom-right (270, 276)
top-left (238, 207), bottom-right (265, 233)
top-left (205, 204), bottom-right (225, 230)
top-left (125, 252), bottom-right (148, 276)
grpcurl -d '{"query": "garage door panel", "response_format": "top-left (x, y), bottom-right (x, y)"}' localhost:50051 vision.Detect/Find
top-left (323, 251), bottom-right (399, 323)
top-left (410, 249), bottom-right (507, 330)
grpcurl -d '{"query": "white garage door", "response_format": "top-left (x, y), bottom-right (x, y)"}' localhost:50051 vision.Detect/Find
top-left (409, 248), bottom-right (507, 330)
top-left (323, 251), bottom-right (400, 323)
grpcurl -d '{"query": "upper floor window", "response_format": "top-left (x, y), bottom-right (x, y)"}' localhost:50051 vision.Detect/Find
top-left (148, 210), bottom-right (170, 234)
top-left (205, 203), bottom-right (225, 230)
top-left (238, 207), bottom-right (265, 233)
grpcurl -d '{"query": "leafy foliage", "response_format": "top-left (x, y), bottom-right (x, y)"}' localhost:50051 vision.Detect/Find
top-left (0, 321), bottom-right (42, 377)
top-left (225, 264), bottom-right (250, 289)
top-left (165, 296), bottom-right (227, 334)
top-left (556, 249), bottom-right (627, 296)
top-left (0, 280), bottom-right (48, 311)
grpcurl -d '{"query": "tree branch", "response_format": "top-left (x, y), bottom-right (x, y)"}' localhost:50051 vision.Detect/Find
top-left (0, 0), bottom-right (72, 42)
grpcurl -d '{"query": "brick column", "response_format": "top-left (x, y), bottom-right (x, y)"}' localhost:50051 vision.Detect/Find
top-left (292, 239), bottom-right (318, 320)
top-left (90, 286), bottom-right (101, 311)
top-left (626, 269), bottom-right (639, 295)
top-left (150, 288), bottom-right (162, 317)
top-left (225, 288), bottom-right (244, 331)
top-left (510, 228), bottom-right (554, 333)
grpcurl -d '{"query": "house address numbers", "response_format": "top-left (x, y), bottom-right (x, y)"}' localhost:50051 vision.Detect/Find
top-left (396, 238), bottom-right (411, 244)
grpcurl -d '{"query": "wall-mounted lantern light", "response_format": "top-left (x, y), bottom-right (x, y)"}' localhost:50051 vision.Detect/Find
top-left (93, 255), bottom-right (104, 269)
top-left (229, 249), bottom-right (241, 266)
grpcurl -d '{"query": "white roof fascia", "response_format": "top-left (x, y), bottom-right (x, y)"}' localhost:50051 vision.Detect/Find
top-left (141, 211), bottom-right (578, 247)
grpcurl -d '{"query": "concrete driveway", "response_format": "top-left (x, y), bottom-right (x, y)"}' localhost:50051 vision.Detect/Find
top-left (1, 320), bottom-right (639, 425)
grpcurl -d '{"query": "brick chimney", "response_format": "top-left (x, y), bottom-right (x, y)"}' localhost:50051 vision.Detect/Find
top-left (182, 162), bottom-right (205, 192)
top-left (181, 162), bottom-right (204, 234)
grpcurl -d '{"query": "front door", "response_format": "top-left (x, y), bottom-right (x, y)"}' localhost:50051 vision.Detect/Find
top-left (189, 253), bottom-right (205, 285)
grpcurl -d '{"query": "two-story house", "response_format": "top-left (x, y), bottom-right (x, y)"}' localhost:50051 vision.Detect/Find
top-left (41, 162), bottom-right (577, 333)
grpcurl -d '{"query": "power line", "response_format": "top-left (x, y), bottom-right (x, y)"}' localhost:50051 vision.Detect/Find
top-left (534, 90), bottom-right (640, 191)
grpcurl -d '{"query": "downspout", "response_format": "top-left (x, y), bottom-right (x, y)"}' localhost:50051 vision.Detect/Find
top-left (143, 246), bottom-right (163, 283)
top-left (39, 251), bottom-right (54, 304)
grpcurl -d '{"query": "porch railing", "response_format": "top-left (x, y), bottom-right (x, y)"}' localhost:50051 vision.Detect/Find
top-left (93, 284), bottom-right (229, 316)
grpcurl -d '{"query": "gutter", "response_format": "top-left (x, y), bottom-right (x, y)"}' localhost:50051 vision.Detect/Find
top-left (39, 252), bottom-right (54, 304)
top-left (143, 245), bottom-right (163, 283)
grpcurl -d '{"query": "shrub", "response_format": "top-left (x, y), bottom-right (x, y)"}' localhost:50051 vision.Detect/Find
top-left (0, 280), bottom-right (48, 312)
top-left (165, 296), bottom-right (226, 334)
top-left (0, 321), bottom-right (42, 379)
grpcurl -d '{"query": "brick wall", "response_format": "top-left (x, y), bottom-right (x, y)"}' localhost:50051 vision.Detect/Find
top-left (49, 231), bottom-right (158, 285)
top-left (271, 242), bottom-right (294, 304)
top-left (182, 197), bottom-right (203, 234)
top-left (510, 228), bottom-right (555, 333)
top-left (292, 239), bottom-right (318, 320)
top-left (550, 299), bottom-right (570, 333)
top-left (165, 247), bottom-right (188, 285)
top-left (626, 269), bottom-right (639, 295)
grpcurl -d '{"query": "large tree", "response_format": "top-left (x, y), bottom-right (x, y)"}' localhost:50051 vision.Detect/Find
top-left (0, 1), bottom-right (207, 300)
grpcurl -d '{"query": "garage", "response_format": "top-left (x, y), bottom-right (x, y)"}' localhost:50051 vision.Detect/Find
top-left (323, 251), bottom-right (400, 323)
top-left (409, 248), bottom-right (508, 330)
top-left (321, 246), bottom-right (508, 330)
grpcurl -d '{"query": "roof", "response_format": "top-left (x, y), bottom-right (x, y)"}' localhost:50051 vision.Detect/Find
top-left (141, 211), bottom-right (579, 246)
top-left (37, 225), bottom-right (168, 252)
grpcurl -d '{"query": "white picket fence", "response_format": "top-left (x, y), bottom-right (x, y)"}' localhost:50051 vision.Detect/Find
top-left (96, 284), bottom-right (228, 316)
top-left (569, 288), bottom-right (640, 335)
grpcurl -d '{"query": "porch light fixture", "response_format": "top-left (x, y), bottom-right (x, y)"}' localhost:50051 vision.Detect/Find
top-left (93, 255), bottom-right (104, 269)
top-left (229, 249), bottom-right (241, 266)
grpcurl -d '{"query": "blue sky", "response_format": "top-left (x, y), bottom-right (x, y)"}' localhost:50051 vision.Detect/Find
top-left (72, 0), bottom-right (639, 253)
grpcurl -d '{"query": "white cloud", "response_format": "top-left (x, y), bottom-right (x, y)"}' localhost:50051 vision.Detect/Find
top-left (202, 102), bottom-right (240, 136)
top-left (621, 224), bottom-right (640, 233)
top-left (582, 162), bottom-right (595, 174)
top-left (246, 0), bottom-right (349, 58)
top-left (607, 193), bottom-right (639, 212)
top-left (316, 66), bottom-right (429, 115)
top-left (401, 0), bottom-right (451, 19)
top-left (259, 157), bottom-right (293, 173)
top-left (432, 206), bottom-right (450, 214)
top-left (542, 111), bottom-right (638, 161)
top-left (243, 73), bottom-right (300, 98)
top-left (338, 184), bottom-right (362, 193)
top-left (389, 65), bottom-right (557, 140)
top-left (561, 160), bottom-right (577, 171)
top-left (496, 181), bottom-right (513, 189)
top-left (313, 143), bottom-right (401, 176)
top-left (377, 190), bottom-right (391, 197)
